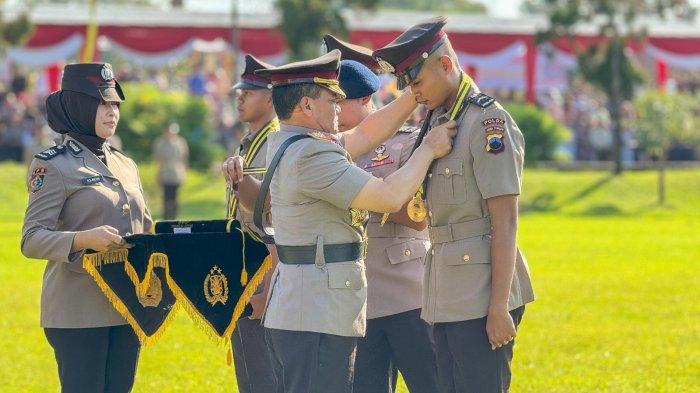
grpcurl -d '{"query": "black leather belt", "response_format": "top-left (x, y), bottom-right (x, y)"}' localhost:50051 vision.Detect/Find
top-left (276, 242), bottom-right (364, 264)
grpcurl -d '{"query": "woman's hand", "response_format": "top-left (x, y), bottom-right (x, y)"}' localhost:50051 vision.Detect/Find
top-left (72, 225), bottom-right (124, 252)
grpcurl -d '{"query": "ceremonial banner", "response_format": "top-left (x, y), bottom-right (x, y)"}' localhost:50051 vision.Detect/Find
top-left (83, 219), bottom-right (271, 344)
top-left (82, 249), bottom-right (177, 345)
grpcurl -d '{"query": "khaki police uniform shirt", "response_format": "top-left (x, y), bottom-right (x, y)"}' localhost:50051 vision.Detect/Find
top-left (263, 124), bottom-right (372, 337)
top-left (422, 88), bottom-right (535, 324)
top-left (21, 136), bottom-right (153, 328)
top-left (355, 127), bottom-right (430, 319)
top-left (234, 129), bottom-right (270, 240)
top-left (153, 135), bottom-right (188, 185)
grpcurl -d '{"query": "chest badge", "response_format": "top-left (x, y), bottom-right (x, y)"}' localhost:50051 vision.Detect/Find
top-left (349, 208), bottom-right (369, 229)
top-left (204, 265), bottom-right (229, 306)
top-left (365, 144), bottom-right (395, 169)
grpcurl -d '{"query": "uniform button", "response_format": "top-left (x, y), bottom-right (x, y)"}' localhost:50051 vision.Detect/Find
top-left (404, 249), bottom-right (412, 257)
top-left (345, 280), bottom-right (351, 288)
top-left (122, 204), bottom-right (130, 213)
top-left (125, 232), bottom-right (132, 236)
top-left (428, 211), bottom-right (433, 218)
top-left (445, 167), bottom-right (450, 175)
top-left (463, 254), bottom-right (470, 262)
top-left (430, 249), bottom-right (435, 256)
top-left (428, 173), bottom-right (432, 178)
top-left (113, 180), bottom-right (120, 187)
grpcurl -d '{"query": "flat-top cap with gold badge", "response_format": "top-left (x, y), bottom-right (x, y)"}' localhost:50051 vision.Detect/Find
top-left (255, 49), bottom-right (346, 98)
top-left (322, 35), bottom-right (382, 75)
top-left (232, 54), bottom-right (274, 90)
top-left (373, 16), bottom-right (448, 90)
top-left (61, 62), bottom-right (125, 102)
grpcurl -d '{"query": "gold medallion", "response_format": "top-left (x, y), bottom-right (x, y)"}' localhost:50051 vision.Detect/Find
top-left (204, 265), bottom-right (229, 306)
top-left (407, 195), bottom-right (427, 222)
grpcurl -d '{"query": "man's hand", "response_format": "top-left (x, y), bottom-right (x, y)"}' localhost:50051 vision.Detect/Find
top-left (221, 155), bottom-right (245, 185)
top-left (486, 307), bottom-right (516, 350)
top-left (422, 120), bottom-right (457, 159)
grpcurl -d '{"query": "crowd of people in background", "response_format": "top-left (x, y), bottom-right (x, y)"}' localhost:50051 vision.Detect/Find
top-left (1, 60), bottom-right (698, 165)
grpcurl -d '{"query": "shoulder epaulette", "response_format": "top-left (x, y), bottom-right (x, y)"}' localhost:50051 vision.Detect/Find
top-left (66, 140), bottom-right (83, 155)
top-left (34, 145), bottom-right (67, 160)
top-left (468, 93), bottom-right (496, 108)
top-left (398, 125), bottom-right (418, 133)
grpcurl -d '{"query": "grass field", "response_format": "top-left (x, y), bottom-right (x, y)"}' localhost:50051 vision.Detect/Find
top-left (1, 162), bottom-right (698, 392)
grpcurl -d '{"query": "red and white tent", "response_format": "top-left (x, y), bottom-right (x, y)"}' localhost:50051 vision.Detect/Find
top-left (6, 5), bottom-right (700, 101)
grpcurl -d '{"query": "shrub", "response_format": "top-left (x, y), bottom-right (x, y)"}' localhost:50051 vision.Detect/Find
top-left (117, 83), bottom-right (224, 171)
top-left (506, 103), bottom-right (571, 164)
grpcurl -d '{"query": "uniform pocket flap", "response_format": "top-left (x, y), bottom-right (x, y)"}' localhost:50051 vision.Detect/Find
top-left (434, 159), bottom-right (464, 177)
top-left (386, 240), bottom-right (427, 265)
top-left (442, 236), bottom-right (491, 266)
top-left (328, 264), bottom-right (366, 290)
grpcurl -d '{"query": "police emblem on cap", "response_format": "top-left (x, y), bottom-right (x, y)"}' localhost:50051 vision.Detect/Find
top-left (101, 65), bottom-right (114, 81)
top-left (376, 58), bottom-right (395, 73)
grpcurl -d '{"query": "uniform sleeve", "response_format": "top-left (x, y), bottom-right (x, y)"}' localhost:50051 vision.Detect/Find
top-left (20, 159), bottom-right (78, 262)
top-left (469, 107), bottom-right (525, 199)
top-left (297, 143), bottom-right (372, 209)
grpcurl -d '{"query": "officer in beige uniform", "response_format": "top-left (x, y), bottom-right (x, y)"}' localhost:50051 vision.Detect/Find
top-left (325, 35), bottom-right (439, 393)
top-left (253, 50), bottom-right (456, 393)
top-left (221, 54), bottom-right (279, 393)
top-left (21, 63), bottom-right (152, 392)
top-left (374, 17), bottom-right (535, 392)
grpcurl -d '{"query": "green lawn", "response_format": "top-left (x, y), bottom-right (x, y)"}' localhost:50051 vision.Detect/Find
top-left (1, 162), bottom-right (698, 392)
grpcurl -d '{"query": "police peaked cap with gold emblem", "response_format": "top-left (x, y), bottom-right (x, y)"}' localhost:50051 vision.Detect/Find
top-left (373, 16), bottom-right (448, 90)
top-left (232, 55), bottom-right (275, 90)
top-left (61, 62), bottom-right (125, 102)
top-left (255, 49), bottom-right (346, 98)
top-left (322, 35), bottom-right (382, 75)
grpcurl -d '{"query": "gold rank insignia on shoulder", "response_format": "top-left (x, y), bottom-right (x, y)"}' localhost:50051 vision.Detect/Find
top-left (204, 265), bottom-right (229, 306)
top-left (137, 272), bottom-right (163, 307)
top-left (407, 193), bottom-right (428, 222)
top-left (308, 130), bottom-right (339, 144)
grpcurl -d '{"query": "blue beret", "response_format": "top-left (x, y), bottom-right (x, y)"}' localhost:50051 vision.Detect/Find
top-left (338, 60), bottom-right (380, 99)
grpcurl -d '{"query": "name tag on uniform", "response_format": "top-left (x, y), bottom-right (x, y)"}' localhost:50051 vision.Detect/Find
top-left (82, 175), bottom-right (104, 185)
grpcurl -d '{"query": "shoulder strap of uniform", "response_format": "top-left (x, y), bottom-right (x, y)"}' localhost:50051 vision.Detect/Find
top-left (34, 145), bottom-right (67, 160)
top-left (467, 93), bottom-right (496, 108)
top-left (253, 134), bottom-right (311, 234)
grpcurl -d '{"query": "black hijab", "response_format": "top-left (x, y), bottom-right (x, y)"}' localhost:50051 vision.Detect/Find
top-left (46, 90), bottom-right (106, 159)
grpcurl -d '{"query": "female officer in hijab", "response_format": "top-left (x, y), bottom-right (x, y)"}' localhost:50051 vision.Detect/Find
top-left (21, 63), bottom-right (152, 392)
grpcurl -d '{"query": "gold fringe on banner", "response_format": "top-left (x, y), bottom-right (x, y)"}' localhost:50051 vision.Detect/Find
top-left (82, 240), bottom-right (273, 347)
top-left (82, 251), bottom-right (178, 346)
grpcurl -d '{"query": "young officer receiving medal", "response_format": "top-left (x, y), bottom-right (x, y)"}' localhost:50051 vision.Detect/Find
top-left (374, 17), bottom-right (536, 392)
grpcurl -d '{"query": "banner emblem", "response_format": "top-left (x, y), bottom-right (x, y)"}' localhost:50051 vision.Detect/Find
top-left (204, 265), bottom-right (229, 306)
